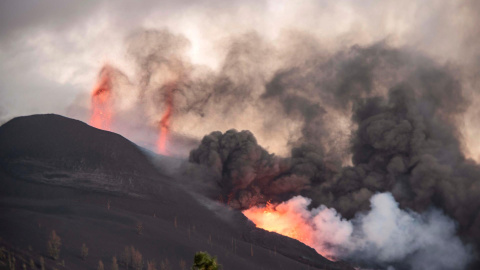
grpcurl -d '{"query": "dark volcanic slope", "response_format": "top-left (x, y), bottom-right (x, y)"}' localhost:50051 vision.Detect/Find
top-left (0, 114), bottom-right (352, 270)
top-left (0, 114), bottom-right (164, 195)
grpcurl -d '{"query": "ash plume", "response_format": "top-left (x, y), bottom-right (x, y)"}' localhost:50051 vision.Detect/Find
top-left (188, 129), bottom-right (303, 208)
top-left (59, 27), bottom-right (480, 267)
top-left (187, 42), bottom-right (480, 267)
top-left (3, 0), bottom-right (480, 268)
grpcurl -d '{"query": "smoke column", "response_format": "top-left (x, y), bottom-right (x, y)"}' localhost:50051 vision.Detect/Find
top-left (185, 40), bottom-right (480, 267)
top-left (70, 25), bottom-right (480, 270)
top-left (89, 65), bottom-right (113, 131)
top-left (157, 81), bottom-right (176, 155)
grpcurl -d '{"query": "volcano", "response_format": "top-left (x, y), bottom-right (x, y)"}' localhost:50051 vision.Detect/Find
top-left (0, 114), bottom-right (353, 270)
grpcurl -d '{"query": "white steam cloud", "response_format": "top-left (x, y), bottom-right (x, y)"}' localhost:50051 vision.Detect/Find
top-left (254, 193), bottom-right (472, 270)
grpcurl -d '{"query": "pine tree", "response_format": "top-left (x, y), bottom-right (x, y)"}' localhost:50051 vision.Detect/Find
top-left (98, 260), bottom-right (104, 270)
top-left (39, 256), bottom-right (45, 270)
top-left (111, 256), bottom-right (119, 270)
top-left (147, 260), bottom-right (156, 270)
top-left (81, 243), bottom-right (88, 261)
top-left (47, 230), bottom-right (61, 260)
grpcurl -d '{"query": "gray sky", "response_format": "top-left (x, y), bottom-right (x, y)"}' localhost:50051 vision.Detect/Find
top-left (0, 0), bottom-right (261, 120)
top-left (1, 0), bottom-right (479, 155)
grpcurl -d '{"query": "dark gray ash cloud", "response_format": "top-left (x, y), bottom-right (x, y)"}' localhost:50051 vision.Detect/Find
top-left (187, 42), bottom-right (480, 269)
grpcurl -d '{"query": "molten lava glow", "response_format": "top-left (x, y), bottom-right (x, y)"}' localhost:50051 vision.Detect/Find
top-left (90, 65), bottom-right (113, 130)
top-left (243, 199), bottom-right (333, 259)
top-left (156, 82), bottom-right (175, 155)
top-left (244, 202), bottom-right (313, 242)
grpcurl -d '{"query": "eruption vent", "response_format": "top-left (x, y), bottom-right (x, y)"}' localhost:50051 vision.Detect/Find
top-left (90, 65), bottom-right (113, 130)
top-left (157, 82), bottom-right (175, 155)
top-left (242, 200), bottom-right (328, 258)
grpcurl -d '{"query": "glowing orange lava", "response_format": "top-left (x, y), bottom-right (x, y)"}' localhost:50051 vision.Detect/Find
top-left (244, 201), bottom-right (313, 242)
top-left (90, 65), bottom-right (113, 130)
top-left (243, 200), bottom-right (331, 258)
top-left (156, 82), bottom-right (175, 155)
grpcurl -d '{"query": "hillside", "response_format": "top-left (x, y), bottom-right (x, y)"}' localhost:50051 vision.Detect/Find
top-left (0, 114), bottom-right (352, 270)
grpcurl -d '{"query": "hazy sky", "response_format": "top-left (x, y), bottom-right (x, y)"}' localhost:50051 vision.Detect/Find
top-left (1, 0), bottom-right (479, 154)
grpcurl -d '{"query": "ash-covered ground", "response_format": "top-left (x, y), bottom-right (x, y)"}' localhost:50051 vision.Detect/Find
top-left (0, 114), bottom-right (352, 270)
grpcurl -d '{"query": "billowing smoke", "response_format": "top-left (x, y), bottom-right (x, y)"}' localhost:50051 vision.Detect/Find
top-left (188, 129), bottom-right (300, 207)
top-left (243, 193), bottom-right (472, 270)
top-left (72, 28), bottom-right (480, 267)
top-left (2, 0), bottom-right (480, 268)
top-left (84, 29), bottom-right (480, 267)
top-left (186, 43), bottom-right (480, 268)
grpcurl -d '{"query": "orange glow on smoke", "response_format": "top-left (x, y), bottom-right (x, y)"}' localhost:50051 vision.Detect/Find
top-left (156, 82), bottom-right (175, 155)
top-left (90, 65), bottom-right (113, 130)
top-left (243, 201), bottom-right (329, 258)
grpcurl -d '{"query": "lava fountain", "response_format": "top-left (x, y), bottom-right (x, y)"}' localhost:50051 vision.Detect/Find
top-left (156, 81), bottom-right (175, 155)
top-left (90, 65), bottom-right (113, 130)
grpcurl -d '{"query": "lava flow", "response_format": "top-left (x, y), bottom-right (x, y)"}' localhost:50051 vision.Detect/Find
top-left (243, 201), bottom-right (314, 243)
top-left (242, 200), bottom-right (330, 258)
top-left (156, 82), bottom-right (175, 155)
top-left (90, 65), bottom-right (113, 130)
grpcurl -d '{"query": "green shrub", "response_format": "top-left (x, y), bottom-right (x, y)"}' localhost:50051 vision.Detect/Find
top-left (191, 252), bottom-right (220, 270)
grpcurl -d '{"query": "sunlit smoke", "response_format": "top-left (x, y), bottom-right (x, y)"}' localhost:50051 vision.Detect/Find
top-left (89, 65), bottom-right (113, 130)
